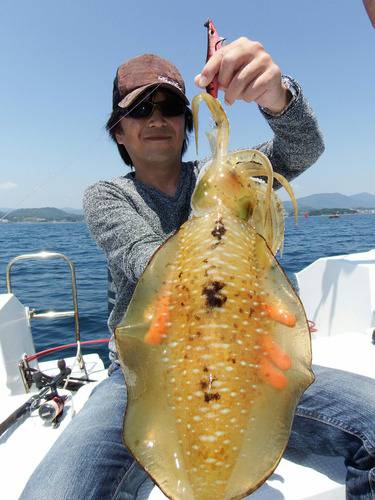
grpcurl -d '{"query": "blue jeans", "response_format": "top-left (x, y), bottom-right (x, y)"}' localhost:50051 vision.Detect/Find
top-left (21, 364), bottom-right (375, 500)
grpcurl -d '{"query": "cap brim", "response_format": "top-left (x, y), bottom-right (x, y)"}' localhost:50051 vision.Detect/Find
top-left (117, 82), bottom-right (189, 109)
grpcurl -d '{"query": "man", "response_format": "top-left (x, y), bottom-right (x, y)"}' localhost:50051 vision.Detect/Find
top-left (22, 38), bottom-right (375, 499)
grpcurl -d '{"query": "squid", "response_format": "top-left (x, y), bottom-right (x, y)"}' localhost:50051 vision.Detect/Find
top-left (115, 92), bottom-right (314, 499)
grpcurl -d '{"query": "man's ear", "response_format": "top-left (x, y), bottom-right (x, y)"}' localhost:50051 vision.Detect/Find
top-left (115, 128), bottom-right (125, 145)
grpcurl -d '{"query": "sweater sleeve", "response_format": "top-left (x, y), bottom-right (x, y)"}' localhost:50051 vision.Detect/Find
top-left (255, 76), bottom-right (325, 183)
top-left (83, 181), bottom-right (161, 284)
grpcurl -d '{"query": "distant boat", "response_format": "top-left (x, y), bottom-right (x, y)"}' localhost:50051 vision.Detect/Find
top-left (329, 212), bottom-right (340, 219)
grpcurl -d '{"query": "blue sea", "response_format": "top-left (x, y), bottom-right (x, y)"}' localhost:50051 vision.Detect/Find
top-left (0, 215), bottom-right (374, 367)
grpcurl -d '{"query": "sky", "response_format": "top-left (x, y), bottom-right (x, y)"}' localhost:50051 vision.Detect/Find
top-left (0, 0), bottom-right (374, 210)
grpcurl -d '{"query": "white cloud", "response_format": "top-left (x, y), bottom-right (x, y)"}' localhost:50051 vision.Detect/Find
top-left (0, 182), bottom-right (17, 190)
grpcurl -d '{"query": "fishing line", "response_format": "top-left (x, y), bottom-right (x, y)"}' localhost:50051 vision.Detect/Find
top-left (2, 81), bottom-right (192, 364)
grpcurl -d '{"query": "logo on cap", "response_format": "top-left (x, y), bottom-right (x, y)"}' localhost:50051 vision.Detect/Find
top-left (157, 76), bottom-right (183, 91)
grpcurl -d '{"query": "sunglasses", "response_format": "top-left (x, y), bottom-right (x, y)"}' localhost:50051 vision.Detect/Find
top-left (124, 96), bottom-right (187, 119)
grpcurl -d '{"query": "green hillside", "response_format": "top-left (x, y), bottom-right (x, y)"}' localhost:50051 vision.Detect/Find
top-left (0, 207), bottom-right (83, 222)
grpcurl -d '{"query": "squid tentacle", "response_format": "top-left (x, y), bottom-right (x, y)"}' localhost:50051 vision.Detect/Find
top-left (192, 93), bottom-right (229, 158)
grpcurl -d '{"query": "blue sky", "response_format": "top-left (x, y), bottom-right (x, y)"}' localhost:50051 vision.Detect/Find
top-left (0, 0), bottom-right (373, 209)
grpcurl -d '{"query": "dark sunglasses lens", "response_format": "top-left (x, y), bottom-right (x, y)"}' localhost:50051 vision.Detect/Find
top-left (125, 96), bottom-right (186, 119)
top-left (160, 100), bottom-right (186, 116)
top-left (126, 101), bottom-right (154, 118)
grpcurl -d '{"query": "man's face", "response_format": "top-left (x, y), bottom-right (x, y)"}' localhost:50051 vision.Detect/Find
top-left (115, 89), bottom-right (186, 167)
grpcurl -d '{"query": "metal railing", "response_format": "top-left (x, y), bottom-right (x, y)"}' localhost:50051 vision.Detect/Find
top-left (6, 251), bottom-right (81, 342)
top-left (6, 251), bottom-right (89, 391)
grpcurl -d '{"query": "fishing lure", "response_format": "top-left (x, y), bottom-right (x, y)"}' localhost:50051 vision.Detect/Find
top-left (204, 18), bottom-right (225, 98)
top-left (115, 88), bottom-right (314, 498)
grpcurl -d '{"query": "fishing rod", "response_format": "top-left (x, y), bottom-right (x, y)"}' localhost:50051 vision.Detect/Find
top-left (0, 359), bottom-right (72, 438)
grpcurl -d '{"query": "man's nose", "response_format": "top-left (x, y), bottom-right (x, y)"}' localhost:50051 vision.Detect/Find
top-left (148, 107), bottom-right (167, 125)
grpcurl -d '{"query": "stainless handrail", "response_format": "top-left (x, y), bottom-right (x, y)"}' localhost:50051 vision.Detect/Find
top-left (30, 311), bottom-right (75, 319)
top-left (6, 251), bottom-right (80, 342)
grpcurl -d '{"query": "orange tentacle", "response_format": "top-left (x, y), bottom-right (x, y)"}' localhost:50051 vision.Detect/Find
top-left (260, 303), bottom-right (296, 327)
top-left (259, 357), bottom-right (288, 390)
top-left (144, 294), bottom-right (171, 345)
top-left (261, 336), bottom-right (291, 371)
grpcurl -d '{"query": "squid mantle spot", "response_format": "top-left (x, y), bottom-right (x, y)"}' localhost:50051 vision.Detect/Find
top-left (211, 218), bottom-right (226, 240)
top-left (204, 392), bottom-right (221, 403)
top-left (202, 281), bottom-right (227, 308)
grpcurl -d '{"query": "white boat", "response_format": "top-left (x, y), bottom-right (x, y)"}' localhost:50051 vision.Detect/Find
top-left (1, 248), bottom-right (374, 500)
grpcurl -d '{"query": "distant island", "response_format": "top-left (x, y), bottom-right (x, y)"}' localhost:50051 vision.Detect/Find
top-left (283, 192), bottom-right (375, 216)
top-left (0, 207), bottom-right (84, 223)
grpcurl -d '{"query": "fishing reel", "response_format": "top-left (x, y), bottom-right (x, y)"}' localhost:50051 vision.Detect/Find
top-left (31, 359), bottom-right (71, 426)
top-left (38, 394), bottom-right (68, 426)
top-left (0, 359), bottom-right (72, 437)
top-left (28, 358), bottom-right (94, 425)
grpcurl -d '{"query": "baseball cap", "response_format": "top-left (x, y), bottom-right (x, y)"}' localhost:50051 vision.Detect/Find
top-left (113, 54), bottom-right (189, 109)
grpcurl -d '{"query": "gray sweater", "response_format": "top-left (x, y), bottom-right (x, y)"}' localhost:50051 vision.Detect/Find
top-left (83, 77), bottom-right (324, 361)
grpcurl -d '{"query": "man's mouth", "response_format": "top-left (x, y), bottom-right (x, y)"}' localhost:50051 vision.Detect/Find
top-left (144, 135), bottom-right (171, 141)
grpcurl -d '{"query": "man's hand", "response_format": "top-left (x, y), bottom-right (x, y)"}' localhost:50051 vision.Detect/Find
top-left (195, 37), bottom-right (291, 114)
